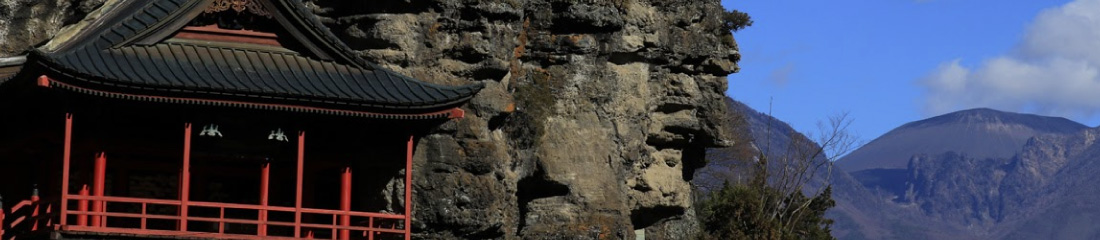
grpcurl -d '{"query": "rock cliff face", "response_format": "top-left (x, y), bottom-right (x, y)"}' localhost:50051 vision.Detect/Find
top-left (0, 0), bottom-right (740, 239)
top-left (0, 0), bottom-right (105, 56)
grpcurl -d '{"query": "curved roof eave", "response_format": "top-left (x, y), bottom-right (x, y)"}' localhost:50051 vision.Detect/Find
top-left (22, 0), bottom-right (484, 115)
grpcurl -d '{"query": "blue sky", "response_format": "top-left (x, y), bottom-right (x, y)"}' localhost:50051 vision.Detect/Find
top-left (719, 0), bottom-right (1100, 142)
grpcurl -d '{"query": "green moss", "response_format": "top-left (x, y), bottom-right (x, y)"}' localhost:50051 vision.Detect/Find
top-left (564, 0), bottom-right (634, 11)
top-left (513, 66), bottom-right (565, 137)
top-left (612, 0), bottom-right (633, 10)
top-left (721, 34), bottom-right (737, 49)
top-left (488, 0), bottom-right (522, 9)
top-left (508, 0), bottom-right (524, 9)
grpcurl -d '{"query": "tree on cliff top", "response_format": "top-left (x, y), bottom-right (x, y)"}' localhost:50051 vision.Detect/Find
top-left (719, 8), bottom-right (752, 48)
top-left (722, 10), bottom-right (753, 32)
top-left (697, 106), bottom-right (858, 240)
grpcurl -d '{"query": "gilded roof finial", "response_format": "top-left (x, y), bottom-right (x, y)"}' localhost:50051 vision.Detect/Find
top-left (205, 0), bottom-right (272, 18)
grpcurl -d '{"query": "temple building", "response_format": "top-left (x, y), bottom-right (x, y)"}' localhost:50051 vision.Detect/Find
top-left (0, 0), bottom-right (482, 239)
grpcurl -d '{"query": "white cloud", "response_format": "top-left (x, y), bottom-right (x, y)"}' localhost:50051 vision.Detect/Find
top-left (919, 0), bottom-right (1100, 119)
top-left (1019, 0), bottom-right (1100, 64)
top-left (771, 63), bottom-right (795, 87)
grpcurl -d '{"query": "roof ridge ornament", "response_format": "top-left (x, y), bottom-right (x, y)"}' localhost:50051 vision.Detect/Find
top-left (205, 0), bottom-right (272, 19)
top-left (200, 124), bottom-right (224, 137)
top-left (268, 128), bottom-right (288, 142)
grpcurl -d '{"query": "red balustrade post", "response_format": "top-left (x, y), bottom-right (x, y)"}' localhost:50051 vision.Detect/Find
top-left (340, 167), bottom-right (352, 240)
top-left (0, 195), bottom-right (5, 237)
top-left (30, 187), bottom-right (39, 231)
top-left (259, 162), bottom-right (270, 237)
top-left (60, 113), bottom-right (72, 226)
top-left (368, 217), bottom-right (375, 240)
top-left (77, 185), bottom-right (88, 226)
top-left (44, 203), bottom-right (52, 227)
top-left (405, 135), bottom-right (413, 240)
top-left (140, 203), bottom-right (147, 230)
top-left (30, 206), bottom-right (38, 231)
top-left (91, 153), bottom-right (106, 227)
top-left (218, 208), bottom-right (225, 234)
top-left (179, 123), bottom-right (192, 231)
top-left (295, 131), bottom-right (305, 238)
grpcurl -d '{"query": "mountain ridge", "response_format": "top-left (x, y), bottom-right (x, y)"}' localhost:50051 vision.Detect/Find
top-left (709, 103), bottom-right (1100, 239)
top-left (899, 108), bottom-right (1085, 132)
top-left (705, 98), bottom-right (963, 240)
top-left (838, 107), bottom-right (1088, 173)
top-left (833, 108), bottom-right (1100, 239)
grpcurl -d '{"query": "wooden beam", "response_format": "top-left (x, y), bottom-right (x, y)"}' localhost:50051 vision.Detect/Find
top-left (91, 153), bottom-right (106, 227)
top-left (295, 131), bottom-right (305, 238)
top-left (340, 167), bottom-right (351, 240)
top-left (179, 123), bottom-right (192, 231)
top-left (405, 135), bottom-right (413, 240)
top-left (60, 113), bottom-right (72, 226)
top-left (259, 162), bottom-right (270, 237)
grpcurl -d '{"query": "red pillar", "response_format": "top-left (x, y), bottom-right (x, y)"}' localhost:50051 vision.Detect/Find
top-left (340, 167), bottom-right (352, 240)
top-left (60, 113), bottom-right (72, 226)
top-left (91, 153), bottom-right (106, 227)
top-left (77, 185), bottom-right (88, 226)
top-left (405, 135), bottom-right (413, 240)
top-left (295, 131), bottom-right (305, 238)
top-left (259, 162), bottom-right (270, 237)
top-left (179, 123), bottom-right (192, 231)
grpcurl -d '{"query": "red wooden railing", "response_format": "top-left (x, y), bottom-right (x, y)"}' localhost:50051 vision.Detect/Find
top-left (1, 193), bottom-right (407, 240)
top-left (60, 194), bottom-right (406, 240)
top-left (2, 110), bottom-right (433, 240)
top-left (1, 196), bottom-right (56, 240)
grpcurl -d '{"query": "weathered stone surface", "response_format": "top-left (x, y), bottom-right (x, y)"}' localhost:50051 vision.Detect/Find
top-left (1, 0), bottom-right (741, 238)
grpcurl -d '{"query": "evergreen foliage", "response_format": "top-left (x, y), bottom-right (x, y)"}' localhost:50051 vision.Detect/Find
top-left (697, 179), bottom-right (835, 239)
top-left (722, 10), bottom-right (753, 32)
top-left (695, 103), bottom-right (857, 240)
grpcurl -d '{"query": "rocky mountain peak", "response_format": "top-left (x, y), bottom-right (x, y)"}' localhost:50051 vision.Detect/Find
top-left (828, 108), bottom-right (1100, 239)
top-left (902, 108), bottom-right (1085, 133)
top-left (838, 108), bottom-right (1088, 173)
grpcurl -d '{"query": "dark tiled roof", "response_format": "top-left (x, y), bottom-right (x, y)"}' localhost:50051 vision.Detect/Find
top-left (29, 0), bottom-right (482, 113)
top-left (0, 56), bottom-right (25, 84)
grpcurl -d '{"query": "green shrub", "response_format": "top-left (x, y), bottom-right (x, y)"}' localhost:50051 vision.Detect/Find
top-left (721, 10), bottom-right (753, 32)
top-left (697, 181), bottom-right (835, 240)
